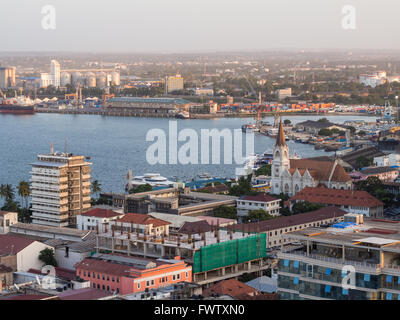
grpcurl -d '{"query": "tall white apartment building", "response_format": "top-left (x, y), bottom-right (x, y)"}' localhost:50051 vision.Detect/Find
top-left (40, 60), bottom-right (61, 88)
top-left (30, 150), bottom-right (92, 227)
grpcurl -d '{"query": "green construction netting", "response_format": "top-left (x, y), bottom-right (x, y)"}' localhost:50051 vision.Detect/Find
top-left (193, 233), bottom-right (266, 273)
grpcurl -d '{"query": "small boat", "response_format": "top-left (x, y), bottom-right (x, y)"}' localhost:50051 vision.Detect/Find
top-left (176, 111), bottom-right (190, 119)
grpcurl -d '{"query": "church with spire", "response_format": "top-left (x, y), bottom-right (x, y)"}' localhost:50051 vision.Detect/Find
top-left (270, 119), bottom-right (352, 196)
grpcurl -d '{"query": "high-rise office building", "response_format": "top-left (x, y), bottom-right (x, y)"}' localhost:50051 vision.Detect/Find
top-left (166, 74), bottom-right (184, 93)
top-left (0, 67), bottom-right (16, 88)
top-left (30, 148), bottom-right (92, 227)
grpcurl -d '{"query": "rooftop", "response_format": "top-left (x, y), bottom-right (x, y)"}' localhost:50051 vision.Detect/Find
top-left (10, 223), bottom-right (92, 240)
top-left (289, 186), bottom-right (383, 208)
top-left (360, 166), bottom-right (399, 175)
top-left (116, 213), bottom-right (170, 227)
top-left (81, 208), bottom-right (123, 219)
top-left (281, 217), bottom-right (400, 253)
top-left (203, 279), bottom-right (259, 299)
top-left (240, 193), bottom-right (279, 203)
top-left (0, 234), bottom-right (37, 256)
top-left (235, 207), bottom-right (346, 233)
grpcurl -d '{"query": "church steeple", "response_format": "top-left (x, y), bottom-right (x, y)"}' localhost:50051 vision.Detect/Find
top-left (276, 118), bottom-right (286, 147)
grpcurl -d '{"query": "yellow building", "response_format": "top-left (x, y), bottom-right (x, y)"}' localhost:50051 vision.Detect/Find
top-left (31, 150), bottom-right (92, 227)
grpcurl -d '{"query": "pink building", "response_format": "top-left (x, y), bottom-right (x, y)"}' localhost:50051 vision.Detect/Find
top-left (75, 254), bottom-right (192, 295)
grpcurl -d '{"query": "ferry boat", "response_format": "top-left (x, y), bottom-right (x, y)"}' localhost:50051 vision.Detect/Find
top-left (130, 173), bottom-right (175, 188)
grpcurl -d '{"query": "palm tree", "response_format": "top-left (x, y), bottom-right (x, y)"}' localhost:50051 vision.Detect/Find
top-left (0, 184), bottom-right (14, 203)
top-left (17, 181), bottom-right (31, 209)
top-left (91, 180), bottom-right (102, 199)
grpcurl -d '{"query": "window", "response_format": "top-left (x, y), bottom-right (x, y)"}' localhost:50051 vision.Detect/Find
top-left (387, 276), bottom-right (393, 283)
top-left (112, 277), bottom-right (115, 282)
top-left (387, 293), bottom-right (393, 300)
top-left (325, 285), bottom-right (331, 293)
top-left (342, 288), bottom-right (348, 295)
top-left (177, 274), bottom-right (181, 280)
top-left (293, 277), bottom-right (299, 285)
top-left (185, 272), bottom-right (188, 278)
top-left (151, 280), bottom-right (154, 285)
top-left (173, 275), bottom-right (176, 281)
top-left (102, 285), bottom-right (105, 290)
top-left (325, 268), bottom-right (332, 275)
top-left (293, 261), bottom-right (299, 269)
top-left (137, 283), bottom-right (141, 289)
top-left (283, 260), bottom-right (289, 267)
top-left (364, 274), bottom-right (370, 282)
top-left (146, 281), bottom-right (150, 287)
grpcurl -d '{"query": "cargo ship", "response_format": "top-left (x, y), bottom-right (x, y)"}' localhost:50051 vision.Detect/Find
top-left (0, 92), bottom-right (36, 114)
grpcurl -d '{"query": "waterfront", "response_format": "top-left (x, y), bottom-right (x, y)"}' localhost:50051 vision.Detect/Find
top-left (0, 113), bottom-right (378, 193)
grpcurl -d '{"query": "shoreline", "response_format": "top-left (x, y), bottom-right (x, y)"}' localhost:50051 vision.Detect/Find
top-left (35, 108), bottom-right (378, 119)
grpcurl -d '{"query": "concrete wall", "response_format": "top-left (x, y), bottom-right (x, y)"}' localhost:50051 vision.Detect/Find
top-left (17, 242), bottom-right (53, 272)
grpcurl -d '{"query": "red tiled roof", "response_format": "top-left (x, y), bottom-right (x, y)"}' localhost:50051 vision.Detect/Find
top-left (289, 158), bottom-right (351, 182)
top-left (58, 288), bottom-right (110, 300)
top-left (117, 213), bottom-right (170, 227)
top-left (82, 208), bottom-right (122, 218)
top-left (203, 279), bottom-right (259, 299)
top-left (290, 187), bottom-right (383, 208)
top-left (75, 258), bottom-right (131, 277)
top-left (0, 234), bottom-right (36, 256)
top-left (240, 193), bottom-right (278, 203)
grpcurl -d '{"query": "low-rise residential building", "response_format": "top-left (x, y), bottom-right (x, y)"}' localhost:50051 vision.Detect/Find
top-left (235, 207), bottom-right (346, 249)
top-left (75, 254), bottom-right (192, 295)
top-left (77, 207), bottom-right (124, 231)
top-left (110, 213), bottom-right (171, 238)
top-left (0, 211), bottom-right (18, 234)
top-left (277, 214), bottom-right (400, 300)
top-left (237, 194), bottom-right (281, 218)
top-left (289, 187), bottom-right (384, 218)
top-left (0, 234), bottom-right (53, 272)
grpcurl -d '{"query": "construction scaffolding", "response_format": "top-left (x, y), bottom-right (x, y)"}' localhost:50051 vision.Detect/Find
top-left (193, 233), bottom-right (266, 273)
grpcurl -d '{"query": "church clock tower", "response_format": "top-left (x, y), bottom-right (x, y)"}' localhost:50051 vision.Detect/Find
top-left (271, 118), bottom-right (290, 194)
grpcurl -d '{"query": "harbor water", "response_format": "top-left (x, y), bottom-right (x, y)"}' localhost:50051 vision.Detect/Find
top-left (0, 113), bottom-right (378, 193)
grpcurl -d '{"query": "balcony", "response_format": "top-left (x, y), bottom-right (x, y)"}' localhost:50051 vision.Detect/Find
top-left (278, 251), bottom-right (381, 273)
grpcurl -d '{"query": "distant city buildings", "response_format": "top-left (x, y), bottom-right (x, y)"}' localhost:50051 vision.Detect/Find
top-left (30, 148), bottom-right (92, 227)
top-left (359, 71), bottom-right (400, 88)
top-left (40, 60), bottom-right (61, 88)
top-left (166, 74), bottom-right (184, 93)
top-left (0, 67), bottom-right (16, 88)
top-left (275, 88), bottom-right (292, 100)
top-left (40, 60), bottom-right (120, 89)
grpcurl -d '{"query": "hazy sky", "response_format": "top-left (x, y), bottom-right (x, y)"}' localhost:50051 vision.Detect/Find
top-left (1, 0), bottom-right (399, 52)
